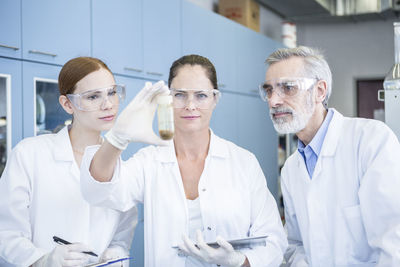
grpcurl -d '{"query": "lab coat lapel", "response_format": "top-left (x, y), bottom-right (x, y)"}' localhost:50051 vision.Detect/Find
top-left (295, 152), bottom-right (312, 183)
top-left (207, 130), bottom-right (230, 159)
top-left (196, 130), bottom-right (230, 193)
top-left (156, 141), bottom-right (188, 210)
top-left (52, 126), bottom-right (79, 178)
top-left (155, 140), bottom-right (183, 188)
top-left (312, 109), bottom-right (344, 180)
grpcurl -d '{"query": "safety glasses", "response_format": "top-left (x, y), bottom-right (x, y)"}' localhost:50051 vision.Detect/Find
top-left (170, 88), bottom-right (221, 109)
top-left (67, 84), bottom-right (126, 111)
top-left (259, 77), bottom-right (317, 101)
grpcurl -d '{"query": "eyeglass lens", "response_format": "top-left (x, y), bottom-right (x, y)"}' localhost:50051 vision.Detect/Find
top-left (171, 90), bottom-right (218, 109)
top-left (261, 81), bottom-right (300, 99)
top-left (260, 78), bottom-right (316, 100)
top-left (79, 86), bottom-right (123, 111)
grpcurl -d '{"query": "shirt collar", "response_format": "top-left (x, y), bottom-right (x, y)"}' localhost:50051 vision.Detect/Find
top-left (156, 129), bottom-right (229, 163)
top-left (298, 108), bottom-right (334, 157)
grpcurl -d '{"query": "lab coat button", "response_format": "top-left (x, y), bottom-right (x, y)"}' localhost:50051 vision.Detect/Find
top-left (202, 188), bottom-right (206, 192)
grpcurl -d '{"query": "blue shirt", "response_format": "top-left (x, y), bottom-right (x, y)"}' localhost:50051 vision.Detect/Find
top-left (297, 109), bottom-right (334, 178)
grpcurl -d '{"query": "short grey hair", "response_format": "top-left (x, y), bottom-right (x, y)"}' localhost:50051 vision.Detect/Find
top-left (266, 46), bottom-right (332, 108)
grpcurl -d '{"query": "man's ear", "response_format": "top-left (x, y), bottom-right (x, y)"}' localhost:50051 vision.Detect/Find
top-left (59, 95), bottom-right (74, 114)
top-left (315, 80), bottom-right (328, 104)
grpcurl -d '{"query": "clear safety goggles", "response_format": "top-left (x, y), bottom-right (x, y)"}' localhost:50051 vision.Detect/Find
top-left (67, 84), bottom-right (126, 111)
top-left (259, 77), bottom-right (317, 101)
top-left (170, 88), bottom-right (221, 109)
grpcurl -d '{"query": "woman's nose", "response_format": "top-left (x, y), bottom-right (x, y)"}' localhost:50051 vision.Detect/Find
top-left (100, 96), bottom-right (114, 110)
top-left (184, 95), bottom-right (197, 110)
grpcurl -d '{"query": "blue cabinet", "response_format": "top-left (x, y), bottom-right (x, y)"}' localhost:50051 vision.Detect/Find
top-left (21, 0), bottom-right (91, 65)
top-left (210, 91), bottom-right (238, 143)
top-left (92, 0), bottom-right (143, 77)
top-left (235, 26), bottom-right (281, 96)
top-left (211, 90), bottom-right (279, 199)
top-left (22, 62), bottom-right (62, 138)
top-left (182, 1), bottom-right (237, 92)
top-left (0, 58), bottom-right (23, 176)
top-left (92, 0), bottom-right (181, 80)
top-left (0, 0), bottom-right (22, 58)
top-left (143, 0), bottom-right (181, 81)
top-left (232, 26), bottom-right (280, 199)
top-left (236, 94), bottom-right (278, 199)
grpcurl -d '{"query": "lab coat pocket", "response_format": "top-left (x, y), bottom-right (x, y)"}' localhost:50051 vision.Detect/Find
top-left (342, 205), bottom-right (373, 262)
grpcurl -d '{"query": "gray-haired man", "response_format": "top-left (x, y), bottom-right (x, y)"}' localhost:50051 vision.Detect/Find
top-left (259, 46), bottom-right (400, 266)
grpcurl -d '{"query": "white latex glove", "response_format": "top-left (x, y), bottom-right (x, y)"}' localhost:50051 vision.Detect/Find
top-left (105, 80), bottom-right (170, 150)
top-left (33, 243), bottom-right (91, 267)
top-left (178, 230), bottom-right (246, 267)
top-left (99, 246), bottom-right (129, 267)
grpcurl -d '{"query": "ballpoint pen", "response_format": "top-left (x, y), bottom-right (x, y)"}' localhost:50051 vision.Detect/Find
top-left (53, 236), bottom-right (98, 257)
top-left (85, 257), bottom-right (134, 267)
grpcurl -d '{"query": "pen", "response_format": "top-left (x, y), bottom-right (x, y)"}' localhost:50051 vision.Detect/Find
top-left (96, 257), bottom-right (134, 267)
top-left (53, 236), bottom-right (98, 257)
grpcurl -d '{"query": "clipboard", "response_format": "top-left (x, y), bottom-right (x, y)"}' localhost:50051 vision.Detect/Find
top-left (85, 257), bottom-right (133, 267)
top-left (173, 235), bottom-right (268, 250)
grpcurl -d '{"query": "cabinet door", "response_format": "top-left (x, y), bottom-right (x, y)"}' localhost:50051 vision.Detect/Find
top-left (210, 91), bottom-right (238, 144)
top-left (182, 1), bottom-right (236, 91)
top-left (235, 26), bottom-right (281, 95)
top-left (143, 0), bottom-right (181, 81)
top-left (22, 62), bottom-right (63, 138)
top-left (0, 58), bottom-right (22, 176)
top-left (236, 95), bottom-right (278, 199)
top-left (22, 0), bottom-right (91, 65)
top-left (92, 0), bottom-right (143, 77)
top-left (0, 0), bottom-right (21, 58)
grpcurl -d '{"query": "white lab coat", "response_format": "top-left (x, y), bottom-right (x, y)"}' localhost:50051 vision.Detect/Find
top-left (0, 127), bottom-right (138, 267)
top-left (80, 131), bottom-right (288, 267)
top-left (281, 109), bottom-right (400, 267)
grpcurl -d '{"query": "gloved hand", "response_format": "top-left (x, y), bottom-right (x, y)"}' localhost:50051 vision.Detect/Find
top-left (178, 230), bottom-right (246, 267)
top-left (33, 243), bottom-right (91, 267)
top-left (99, 246), bottom-right (129, 267)
top-left (105, 80), bottom-right (170, 150)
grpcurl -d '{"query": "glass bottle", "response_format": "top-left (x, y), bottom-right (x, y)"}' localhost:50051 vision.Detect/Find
top-left (383, 22), bottom-right (400, 90)
top-left (157, 95), bottom-right (174, 140)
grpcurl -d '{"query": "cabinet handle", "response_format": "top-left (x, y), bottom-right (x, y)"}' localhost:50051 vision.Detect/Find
top-left (124, 67), bottom-right (143, 73)
top-left (0, 44), bottom-right (19, 50)
top-left (146, 71), bottom-right (163, 76)
top-left (218, 83), bottom-right (226, 88)
top-left (29, 50), bottom-right (57, 57)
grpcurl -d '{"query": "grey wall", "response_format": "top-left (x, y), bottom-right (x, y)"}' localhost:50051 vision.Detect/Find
top-left (297, 19), bottom-right (396, 117)
top-left (260, 6), bottom-right (283, 42)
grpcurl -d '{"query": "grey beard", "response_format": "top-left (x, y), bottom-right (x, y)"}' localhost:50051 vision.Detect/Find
top-left (269, 93), bottom-right (315, 134)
